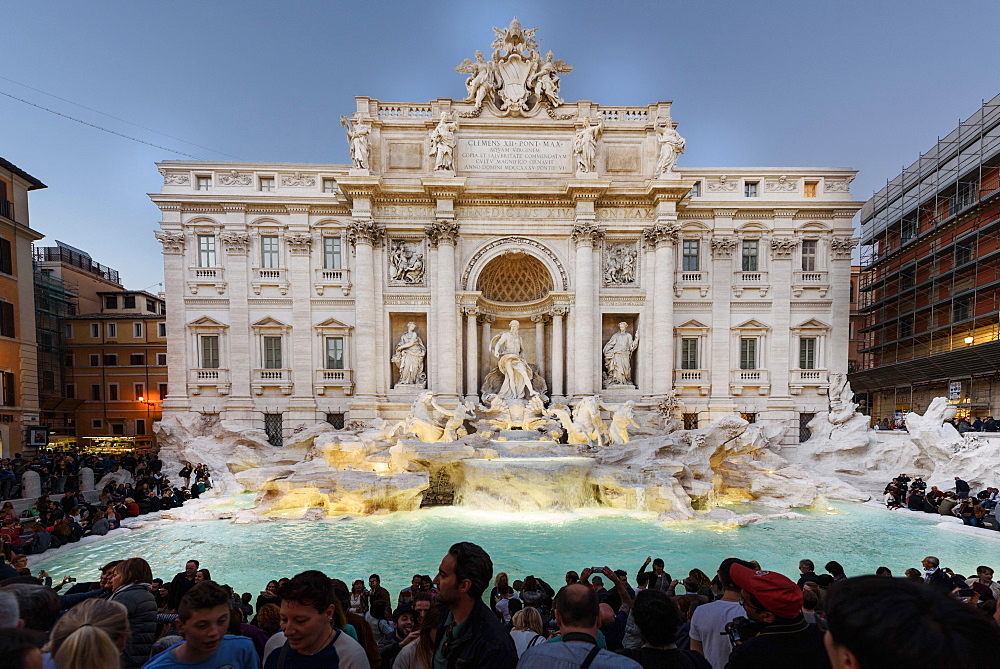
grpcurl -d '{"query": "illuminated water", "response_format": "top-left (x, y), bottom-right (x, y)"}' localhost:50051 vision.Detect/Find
top-left (31, 502), bottom-right (1000, 597)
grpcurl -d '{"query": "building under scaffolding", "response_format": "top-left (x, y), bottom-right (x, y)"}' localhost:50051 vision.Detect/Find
top-left (851, 92), bottom-right (1000, 421)
top-left (33, 264), bottom-right (84, 438)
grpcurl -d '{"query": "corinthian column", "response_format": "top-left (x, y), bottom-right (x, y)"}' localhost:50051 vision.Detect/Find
top-left (427, 220), bottom-right (460, 398)
top-left (348, 219), bottom-right (384, 399)
top-left (571, 222), bottom-right (603, 396)
top-left (550, 307), bottom-right (566, 399)
top-left (644, 222), bottom-right (678, 396)
top-left (463, 306), bottom-right (479, 400)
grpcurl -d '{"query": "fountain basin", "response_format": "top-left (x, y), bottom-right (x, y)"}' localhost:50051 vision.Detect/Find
top-left (456, 457), bottom-right (597, 512)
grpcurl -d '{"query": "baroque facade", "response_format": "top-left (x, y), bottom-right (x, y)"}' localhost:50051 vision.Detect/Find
top-left (153, 21), bottom-right (861, 446)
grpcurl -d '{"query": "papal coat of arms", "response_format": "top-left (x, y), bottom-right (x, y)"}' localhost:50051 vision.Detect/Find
top-left (455, 18), bottom-right (573, 118)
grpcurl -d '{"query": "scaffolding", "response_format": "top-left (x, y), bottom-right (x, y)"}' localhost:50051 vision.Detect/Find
top-left (33, 263), bottom-right (81, 434)
top-left (854, 92), bottom-right (1000, 417)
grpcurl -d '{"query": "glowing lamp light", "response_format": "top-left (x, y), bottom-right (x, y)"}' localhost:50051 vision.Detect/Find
top-left (964, 336), bottom-right (975, 344)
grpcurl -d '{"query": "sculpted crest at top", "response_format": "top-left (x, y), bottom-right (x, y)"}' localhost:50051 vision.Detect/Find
top-left (455, 17), bottom-right (573, 118)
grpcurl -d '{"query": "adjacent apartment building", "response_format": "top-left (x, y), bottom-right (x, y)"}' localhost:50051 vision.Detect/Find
top-left (852, 92), bottom-right (1000, 421)
top-left (0, 158), bottom-right (45, 456)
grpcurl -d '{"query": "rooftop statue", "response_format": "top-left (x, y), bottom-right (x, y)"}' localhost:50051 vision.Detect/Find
top-left (429, 112), bottom-right (458, 171)
top-left (340, 115), bottom-right (372, 170)
top-left (655, 119), bottom-right (686, 177)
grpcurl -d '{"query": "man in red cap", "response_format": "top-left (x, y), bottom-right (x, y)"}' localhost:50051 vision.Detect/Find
top-left (724, 563), bottom-right (829, 668)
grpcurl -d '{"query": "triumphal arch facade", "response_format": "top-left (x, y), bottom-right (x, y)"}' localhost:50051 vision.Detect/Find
top-left (153, 20), bottom-right (862, 445)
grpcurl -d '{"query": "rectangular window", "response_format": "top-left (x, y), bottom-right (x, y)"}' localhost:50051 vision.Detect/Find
top-left (65, 383), bottom-right (75, 399)
top-left (744, 181), bottom-right (759, 197)
top-left (901, 217), bottom-right (917, 243)
top-left (799, 413), bottom-right (816, 443)
top-left (123, 295), bottom-right (136, 309)
top-left (90, 384), bottom-right (101, 401)
top-left (133, 322), bottom-right (143, 338)
top-left (103, 354), bottom-right (117, 366)
top-left (1, 372), bottom-right (14, 406)
top-left (953, 297), bottom-right (971, 322)
top-left (130, 353), bottom-right (145, 366)
top-left (681, 240), bottom-right (700, 271)
top-left (108, 384), bottom-right (118, 401)
top-left (803, 181), bottom-right (818, 198)
top-left (899, 315), bottom-right (913, 338)
top-left (0, 237), bottom-right (11, 275)
top-left (92, 419), bottom-right (102, 429)
top-left (156, 353), bottom-right (167, 365)
top-left (260, 235), bottom-right (280, 268)
top-left (799, 337), bottom-right (817, 369)
top-left (158, 322), bottom-right (167, 337)
top-left (134, 383), bottom-right (145, 400)
top-left (147, 299), bottom-right (156, 313)
top-left (107, 323), bottom-right (117, 338)
top-left (64, 323), bottom-right (73, 339)
top-left (158, 383), bottom-right (168, 400)
top-left (196, 175), bottom-right (211, 191)
top-left (323, 178), bottom-right (337, 193)
top-left (801, 240), bottom-right (817, 271)
top-left (739, 337), bottom-right (757, 370)
top-left (90, 323), bottom-right (100, 338)
top-left (263, 336), bottom-right (282, 369)
top-left (689, 181), bottom-right (701, 198)
top-left (259, 177), bottom-right (275, 192)
top-left (900, 266), bottom-right (915, 289)
top-left (741, 240), bottom-right (759, 271)
top-left (201, 335), bottom-right (220, 369)
top-left (682, 413), bottom-right (699, 430)
top-left (111, 422), bottom-right (124, 436)
top-left (681, 337), bottom-right (699, 370)
top-left (0, 301), bottom-right (13, 338)
top-left (955, 238), bottom-right (974, 266)
top-left (197, 235), bottom-right (217, 267)
top-left (64, 354), bottom-right (74, 368)
top-left (136, 419), bottom-right (147, 436)
top-left (104, 295), bottom-right (118, 309)
top-left (90, 354), bottom-right (100, 366)
top-left (325, 336), bottom-right (345, 370)
top-left (323, 237), bottom-right (342, 270)
top-left (264, 413), bottom-right (283, 447)
top-left (326, 413), bottom-right (346, 429)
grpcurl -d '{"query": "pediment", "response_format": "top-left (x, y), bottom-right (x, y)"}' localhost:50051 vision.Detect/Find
top-left (187, 316), bottom-right (228, 328)
top-left (676, 319), bottom-right (710, 329)
top-left (251, 316), bottom-right (291, 329)
top-left (314, 317), bottom-right (353, 331)
top-left (734, 318), bottom-right (770, 330)
top-left (793, 318), bottom-right (830, 330)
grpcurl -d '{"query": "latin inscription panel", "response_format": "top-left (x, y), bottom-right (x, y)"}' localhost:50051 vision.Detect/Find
top-left (458, 138), bottom-right (571, 173)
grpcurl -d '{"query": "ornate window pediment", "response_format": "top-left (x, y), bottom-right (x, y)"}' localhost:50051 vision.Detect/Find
top-left (791, 318), bottom-right (829, 331)
top-left (314, 318), bottom-right (353, 334)
top-left (251, 316), bottom-right (291, 331)
top-left (676, 319), bottom-right (710, 331)
top-left (734, 319), bottom-right (770, 331)
top-left (187, 316), bottom-right (228, 330)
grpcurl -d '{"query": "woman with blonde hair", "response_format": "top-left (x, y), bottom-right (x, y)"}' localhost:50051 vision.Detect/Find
top-left (509, 606), bottom-right (546, 657)
top-left (45, 598), bottom-right (129, 669)
top-left (109, 557), bottom-right (158, 668)
top-left (490, 571), bottom-right (509, 613)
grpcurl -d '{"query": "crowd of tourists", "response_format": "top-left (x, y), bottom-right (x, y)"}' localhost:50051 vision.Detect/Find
top-left (0, 542), bottom-right (998, 668)
top-left (883, 473), bottom-right (1000, 529)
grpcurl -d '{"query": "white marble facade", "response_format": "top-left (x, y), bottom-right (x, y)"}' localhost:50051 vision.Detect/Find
top-left (152, 22), bottom-right (861, 445)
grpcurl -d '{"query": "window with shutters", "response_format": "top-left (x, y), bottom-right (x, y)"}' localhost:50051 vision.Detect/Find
top-left (108, 384), bottom-right (118, 401)
top-left (0, 237), bottom-right (12, 275)
top-left (123, 295), bottom-right (136, 309)
top-left (133, 322), bottom-right (143, 338)
top-left (681, 240), bottom-right (700, 271)
top-left (263, 336), bottom-right (283, 369)
top-left (197, 235), bottom-right (217, 267)
top-left (801, 240), bottom-right (817, 272)
top-left (325, 336), bottom-right (345, 370)
top-left (681, 338), bottom-right (699, 370)
top-left (741, 240), bottom-right (759, 272)
top-left (261, 235), bottom-right (280, 269)
top-left (323, 237), bottom-right (342, 269)
top-left (103, 354), bottom-right (117, 366)
top-left (107, 323), bottom-right (117, 338)
top-left (134, 383), bottom-right (145, 400)
top-left (0, 301), bottom-right (13, 338)
top-left (130, 354), bottom-right (145, 366)
top-left (0, 372), bottom-right (14, 406)
top-left (90, 384), bottom-right (101, 401)
top-left (740, 337), bottom-right (758, 370)
top-left (104, 295), bottom-right (118, 309)
top-left (799, 337), bottom-right (817, 369)
top-left (201, 335), bottom-right (220, 369)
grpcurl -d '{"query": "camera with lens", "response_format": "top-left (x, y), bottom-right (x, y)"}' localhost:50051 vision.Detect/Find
top-left (724, 616), bottom-right (762, 646)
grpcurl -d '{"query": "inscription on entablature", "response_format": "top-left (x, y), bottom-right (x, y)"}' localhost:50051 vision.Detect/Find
top-left (374, 205), bottom-right (436, 219)
top-left (456, 206), bottom-right (575, 220)
top-left (458, 138), bottom-right (572, 173)
top-left (596, 208), bottom-right (654, 221)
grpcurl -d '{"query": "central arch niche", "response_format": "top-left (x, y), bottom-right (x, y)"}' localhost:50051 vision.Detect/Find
top-left (476, 252), bottom-right (553, 303)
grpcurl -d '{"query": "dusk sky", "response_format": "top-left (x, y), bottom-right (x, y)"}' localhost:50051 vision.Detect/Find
top-left (4, 1), bottom-right (1000, 290)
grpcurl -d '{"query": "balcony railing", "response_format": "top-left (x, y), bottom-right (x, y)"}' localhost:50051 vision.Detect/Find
top-left (187, 368), bottom-right (230, 396)
top-left (789, 368), bottom-right (829, 395)
top-left (792, 270), bottom-right (830, 297)
top-left (733, 271), bottom-right (769, 297)
top-left (313, 267), bottom-right (352, 296)
top-left (674, 369), bottom-right (710, 394)
top-left (730, 369), bottom-right (770, 395)
top-left (252, 268), bottom-right (289, 295)
top-left (0, 199), bottom-right (12, 221)
top-left (186, 267), bottom-right (226, 295)
top-left (314, 368), bottom-right (354, 395)
top-left (252, 368), bottom-right (293, 395)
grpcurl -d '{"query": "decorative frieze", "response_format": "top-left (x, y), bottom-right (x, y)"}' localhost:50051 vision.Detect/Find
top-left (282, 172), bottom-right (317, 187)
top-left (220, 233), bottom-right (251, 255)
top-left (825, 178), bottom-right (853, 193)
top-left (218, 170), bottom-right (253, 186)
top-left (159, 169), bottom-right (189, 186)
top-left (765, 175), bottom-right (797, 193)
top-left (706, 175), bottom-right (738, 192)
top-left (770, 237), bottom-right (799, 258)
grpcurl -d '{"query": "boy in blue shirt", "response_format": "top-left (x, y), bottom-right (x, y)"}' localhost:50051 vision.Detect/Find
top-left (144, 581), bottom-right (258, 669)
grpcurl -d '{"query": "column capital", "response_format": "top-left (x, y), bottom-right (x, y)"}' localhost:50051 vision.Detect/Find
top-left (549, 306), bottom-right (568, 317)
top-left (830, 236), bottom-right (859, 259)
top-left (530, 313), bottom-right (550, 324)
top-left (220, 232), bottom-right (251, 255)
top-left (770, 236), bottom-right (799, 259)
top-left (425, 220), bottom-right (459, 247)
top-left (462, 305), bottom-right (480, 317)
top-left (477, 313), bottom-right (495, 325)
top-left (154, 231), bottom-right (185, 254)
top-left (571, 222), bottom-right (604, 247)
top-left (643, 222), bottom-right (679, 248)
top-left (347, 219), bottom-right (386, 248)
top-left (710, 235), bottom-right (738, 259)
top-left (286, 233), bottom-right (313, 255)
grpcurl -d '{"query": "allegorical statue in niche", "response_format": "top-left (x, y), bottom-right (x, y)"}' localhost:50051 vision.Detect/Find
top-left (574, 118), bottom-right (602, 173)
top-left (340, 115), bottom-right (372, 170)
top-left (392, 321), bottom-right (426, 386)
top-left (603, 322), bottom-right (639, 386)
top-left (455, 50), bottom-right (497, 109)
top-left (655, 120), bottom-right (686, 176)
top-left (389, 241), bottom-right (424, 284)
top-left (429, 112), bottom-right (458, 171)
top-left (490, 320), bottom-right (538, 400)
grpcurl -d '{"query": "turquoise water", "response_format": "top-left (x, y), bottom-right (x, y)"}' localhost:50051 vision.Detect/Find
top-left (31, 502), bottom-right (1000, 598)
